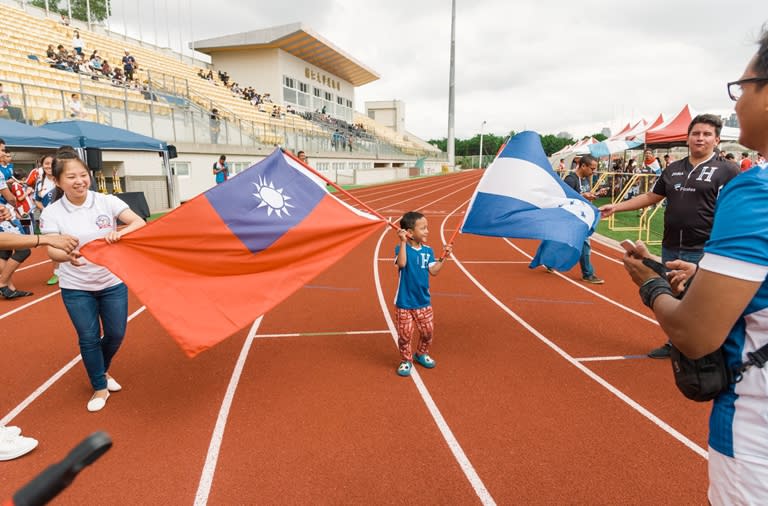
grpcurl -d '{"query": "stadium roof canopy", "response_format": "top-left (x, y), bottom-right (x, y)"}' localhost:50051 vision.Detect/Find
top-left (192, 23), bottom-right (380, 87)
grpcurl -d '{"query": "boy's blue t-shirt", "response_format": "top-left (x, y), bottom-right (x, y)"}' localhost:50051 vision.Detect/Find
top-left (394, 243), bottom-right (435, 309)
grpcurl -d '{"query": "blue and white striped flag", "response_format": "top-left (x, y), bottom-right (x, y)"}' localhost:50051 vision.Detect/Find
top-left (461, 131), bottom-right (599, 271)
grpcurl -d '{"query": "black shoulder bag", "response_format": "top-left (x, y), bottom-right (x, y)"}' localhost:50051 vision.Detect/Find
top-left (640, 276), bottom-right (768, 402)
top-left (670, 343), bottom-right (768, 402)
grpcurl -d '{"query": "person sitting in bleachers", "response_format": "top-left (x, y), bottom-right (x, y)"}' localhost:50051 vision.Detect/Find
top-left (122, 50), bottom-right (136, 81)
top-left (0, 83), bottom-right (23, 122)
top-left (45, 44), bottom-right (56, 61)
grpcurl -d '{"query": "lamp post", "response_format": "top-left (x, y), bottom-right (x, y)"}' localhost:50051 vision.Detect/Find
top-left (479, 120), bottom-right (486, 168)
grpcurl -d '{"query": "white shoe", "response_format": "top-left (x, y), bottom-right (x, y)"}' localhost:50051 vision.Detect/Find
top-left (87, 392), bottom-right (110, 412)
top-left (0, 435), bottom-right (39, 461)
top-left (106, 377), bottom-right (122, 392)
top-left (0, 425), bottom-right (23, 440)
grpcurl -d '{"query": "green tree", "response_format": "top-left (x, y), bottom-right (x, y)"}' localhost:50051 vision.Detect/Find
top-left (540, 134), bottom-right (573, 156)
top-left (31, 0), bottom-right (109, 22)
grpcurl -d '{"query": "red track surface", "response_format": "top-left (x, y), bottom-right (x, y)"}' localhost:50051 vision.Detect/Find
top-left (0, 171), bottom-right (711, 504)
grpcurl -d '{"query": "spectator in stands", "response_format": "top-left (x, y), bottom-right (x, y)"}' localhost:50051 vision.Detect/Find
top-left (297, 151), bottom-right (307, 164)
top-left (69, 93), bottom-right (83, 118)
top-left (101, 59), bottom-right (112, 78)
top-left (122, 50), bottom-right (136, 81)
top-left (72, 30), bottom-right (84, 56)
top-left (212, 155), bottom-right (228, 184)
top-left (741, 151), bottom-right (753, 171)
top-left (758, 153), bottom-right (766, 165)
top-left (45, 44), bottom-right (56, 60)
top-left (111, 66), bottom-right (124, 84)
top-left (0, 83), bottom-right (11, 119)
top-left (210, 108), bottom-right (221, 144)
top-left (59, 13), bottom-right (70, 26)
top-left (623, 28), bottom-right (768, 503)
top-left (725, 153), bottom-right (736, 162)
top-left (601, 114), bottom-right (740, 358)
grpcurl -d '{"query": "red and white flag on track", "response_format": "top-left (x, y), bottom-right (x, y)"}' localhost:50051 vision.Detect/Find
top-left (81, 149), bottom-right (386, 357)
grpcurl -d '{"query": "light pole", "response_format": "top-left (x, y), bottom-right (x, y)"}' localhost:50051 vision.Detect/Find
top-left (447, 0), bottom-right (456, 168)
top-left (478, 120), bottom-right (486, 168)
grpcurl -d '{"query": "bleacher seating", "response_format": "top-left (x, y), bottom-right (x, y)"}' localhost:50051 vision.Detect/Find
top-left (0, 3), bottom-right (440, 155)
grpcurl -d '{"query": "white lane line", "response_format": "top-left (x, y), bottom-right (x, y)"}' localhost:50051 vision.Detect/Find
top-left (194, 316), bottom-right (263, 506)
top-left (502, 239), bottom-right (659, 326)
top-left (576, 355), bottom-right (646, 362)
top-left (1, 306), bottom-right (147, 426)
top-left (16, 259), bottom-right (52, 272)
top-left (0, 290), bottom-right (61, 321)
top-left (255, 329), bottom-right (390, 338)
top-left (440, 204), bottom-right (707, 460)
top-left (373, 214), bottom-right (496, 503)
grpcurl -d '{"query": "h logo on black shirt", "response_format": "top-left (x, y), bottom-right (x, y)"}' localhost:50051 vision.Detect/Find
top-left (696, 166), bottom-right (719, 182)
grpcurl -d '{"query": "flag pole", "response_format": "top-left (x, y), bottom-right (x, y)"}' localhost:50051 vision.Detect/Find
top-left (282, 149), bottom-right (399, 231)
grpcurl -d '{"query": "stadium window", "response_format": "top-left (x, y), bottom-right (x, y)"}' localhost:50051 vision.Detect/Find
top-left (171, 161), bottom-right (190, 177)
top-left (283, 76), bottom-right (295, 89)
top-left (231, 161), bottom-right (251, 175)
top-left (313, 87), bottom-right (321, 98)
top-left (298, 93), bottom-right (309, 107)
top-left (345, 99), bottom-right (353, 108)
top-left (324, 91), bottom-right (333, 101)
top-left (283, 87), bottom-right (297, 104)
top-left (298, 82), bottom-right (308, 93)
top-left (316, 162), bottom-right (330, 171)
top-left (337, 96), bottom-right (343, 105)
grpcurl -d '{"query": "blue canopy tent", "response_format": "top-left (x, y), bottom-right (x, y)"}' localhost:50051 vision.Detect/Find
top-left (42, 120), bottom-right (167, 151)
top-left (0, 118), bottom-right (79, 149)
top-left (42, 120), bottom-right (177, 209)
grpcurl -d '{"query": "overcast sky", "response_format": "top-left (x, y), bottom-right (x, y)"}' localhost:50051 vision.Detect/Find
top-left (110, 0), bottom-right (762, 141)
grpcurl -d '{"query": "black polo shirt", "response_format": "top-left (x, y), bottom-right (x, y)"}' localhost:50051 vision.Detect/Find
top-left (652, 154), bottom-right (739, 250)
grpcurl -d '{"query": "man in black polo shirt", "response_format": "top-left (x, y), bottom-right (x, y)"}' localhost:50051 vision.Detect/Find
top-left (600, 114), bottom-right (739, 358)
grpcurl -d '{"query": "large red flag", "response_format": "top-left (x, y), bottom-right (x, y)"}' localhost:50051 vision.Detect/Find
top-left (81, 149), bottom-right (385, 357)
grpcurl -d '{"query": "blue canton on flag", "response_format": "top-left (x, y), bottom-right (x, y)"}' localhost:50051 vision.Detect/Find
top-left (460, 131), bottom-right (599, 271)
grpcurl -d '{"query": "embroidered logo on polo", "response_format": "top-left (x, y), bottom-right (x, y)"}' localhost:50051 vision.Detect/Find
top-left (95, 215), bottom-right (112, 229)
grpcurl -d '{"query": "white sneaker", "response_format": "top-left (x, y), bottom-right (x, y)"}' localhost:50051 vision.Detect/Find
top-left (87, 392), bottom-right (110, 412)
top-left (106, 377), bottom-right (122, 392)
top-left (0, 435), bottom-right (39, 461)
top-left (0, 425), bottom-right (23, 440)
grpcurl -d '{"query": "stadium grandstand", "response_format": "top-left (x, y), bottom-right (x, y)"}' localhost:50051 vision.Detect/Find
top-left (0, 1), bottom-right (447, 210)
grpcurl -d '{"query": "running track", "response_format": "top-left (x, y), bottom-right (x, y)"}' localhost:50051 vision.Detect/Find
top-left (0, 170), bottom-right (711, 504)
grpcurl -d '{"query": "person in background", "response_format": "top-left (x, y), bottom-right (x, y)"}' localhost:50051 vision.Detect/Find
top-left (740, 151), bottom-right (753, 171)
top-left (0, 205), bottom-right (78, 459)
top-left (34, 155), bottom-right (60, 285)
top-left (622, 26), bottom-right (768, 503)
top-left (600, 114), bottom-right (740, 358)
top-left (212, 154), bottom-right (228, 184)
top-left (72, 30), bottom-right (84, 56)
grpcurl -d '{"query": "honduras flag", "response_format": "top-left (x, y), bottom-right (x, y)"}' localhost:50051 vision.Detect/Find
top-left (461, 131), bottom-right (599, 271)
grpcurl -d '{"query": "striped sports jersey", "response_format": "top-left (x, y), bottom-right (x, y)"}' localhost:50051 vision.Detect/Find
top-left (701, 164), bottom-right (768, 461)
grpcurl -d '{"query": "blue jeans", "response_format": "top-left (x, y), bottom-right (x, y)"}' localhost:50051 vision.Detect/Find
top-left (661, 247), bottom-right (704, 266)
top-left (579, 239), bottom-right (594, 278)
top-left (61, 283), bottom-right (128, 391)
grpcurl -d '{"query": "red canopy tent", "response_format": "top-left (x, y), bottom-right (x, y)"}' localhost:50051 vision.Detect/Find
top-left (645, 104), bottom-right (695, 145)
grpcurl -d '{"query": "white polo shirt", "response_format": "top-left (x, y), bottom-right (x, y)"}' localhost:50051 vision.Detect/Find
top-left (40, 191), bottom-right (128, 291)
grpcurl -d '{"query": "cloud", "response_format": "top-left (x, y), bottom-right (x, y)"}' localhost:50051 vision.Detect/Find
top-left (112, 0), bottom-right (761, 142)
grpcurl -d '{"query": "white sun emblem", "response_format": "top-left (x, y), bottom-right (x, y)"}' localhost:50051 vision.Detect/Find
top-left (252, 176), bottom-right (294, 218)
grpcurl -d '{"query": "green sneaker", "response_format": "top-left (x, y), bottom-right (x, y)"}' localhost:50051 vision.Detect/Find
top-left (46, 274), bottom-right (58, 285)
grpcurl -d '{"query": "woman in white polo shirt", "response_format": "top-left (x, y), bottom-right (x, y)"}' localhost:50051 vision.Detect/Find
top-left (40, 149), bottom-right (145, 412)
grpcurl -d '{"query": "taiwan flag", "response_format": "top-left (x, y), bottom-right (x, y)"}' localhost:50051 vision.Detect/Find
top-left (81, 149), bottom-right (385, 357)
